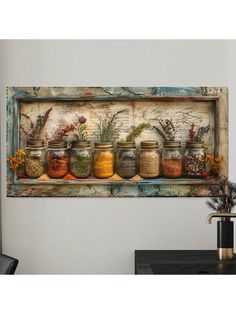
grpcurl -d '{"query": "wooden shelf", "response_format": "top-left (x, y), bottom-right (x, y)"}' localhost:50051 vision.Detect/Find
top-left (16, 176), bottom-right (217, 186)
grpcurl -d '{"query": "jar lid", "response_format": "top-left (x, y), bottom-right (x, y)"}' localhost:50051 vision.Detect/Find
top-left (71, 141), bottom-right (91, 149)
top-left (117, 141), bottom-right (136, 148)
top-left (140, 140), bottom-right (158, 149)
top-left (95, 142), bottom-right (113, 149)
top-left (48, 140), bottom-right (67, 148)
top-left (26, 139), bottom-right (44, 148)
top-left (186, 141), bottom-right (204, 148)
top-left (164, 140), bottom-right (181, 148)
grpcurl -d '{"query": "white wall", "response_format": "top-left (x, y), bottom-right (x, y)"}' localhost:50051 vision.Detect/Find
top-left (0, 40), bottom-right (235, 274)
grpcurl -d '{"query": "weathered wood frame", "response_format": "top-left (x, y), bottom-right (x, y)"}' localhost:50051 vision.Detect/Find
top-left (6, 87), bottom-right (228, 197)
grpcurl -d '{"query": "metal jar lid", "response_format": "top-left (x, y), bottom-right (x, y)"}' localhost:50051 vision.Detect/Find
top-left (163, 140), bottom-right (181, 148)
top-left (140, 140), bottom-right (158, 149)
top-left (71, 141), bottom-right (91, 149)
top-left (26, 139), bottom-right (45, 148)
top-left (117, 141), bottom-right (136, 148)
top-left (95, 142), bottom-right (113, 149)
top-left (48, 140), bottom-right (67, 149)
top-left (186, 141), bottom-right (204, 149)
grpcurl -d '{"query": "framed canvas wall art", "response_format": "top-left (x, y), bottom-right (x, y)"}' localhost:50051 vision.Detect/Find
top-left (6, 87), bottom-right (228, 197)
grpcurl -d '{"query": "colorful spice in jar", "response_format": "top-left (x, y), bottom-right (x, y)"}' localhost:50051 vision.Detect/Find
top-left (161, 140), bottom-right (183, 178)
top-left (25, 140), bottom-right (45, 178)
top-left (47, 141), bottom-right (69, 178)
top-left (116, 142), bottom-right (137, 179)
top-left (93, 142), bottom-right (114, 179)
top-left (69, 141), bottom-right (92, 178)
top-left (139, 141), bottom-right (160, 179)
top-left (184, 141), bottom-right (205, 177)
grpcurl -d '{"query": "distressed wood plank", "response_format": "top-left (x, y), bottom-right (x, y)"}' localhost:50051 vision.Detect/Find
top-left (16, 96), bottom-right (220, 102)
top-left (16, 177), bottom-right (218, 186)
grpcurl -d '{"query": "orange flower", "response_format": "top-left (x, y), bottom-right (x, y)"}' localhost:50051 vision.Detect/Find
top-left (16, 149), bottom-right (25, 156)
top-left (7, 150), bottom-right (25, 173)
top-left (16, 157), bottom-right (25, 166)
top-left (8, 158), bottom-right (18, 172)
top-left (205, 155), bottom-right (213, 163)
top-left (204, 154), bottom-right (222, 178)
top-left (9, 157), bottom-right (17, 163)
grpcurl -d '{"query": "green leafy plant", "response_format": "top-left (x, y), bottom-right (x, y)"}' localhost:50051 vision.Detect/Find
top-left (97, 109), bottom-right (126, 142)
top-left (74, 115), bottom-right (88, 142)
top-left (126, 123), bottom-right (151, 142)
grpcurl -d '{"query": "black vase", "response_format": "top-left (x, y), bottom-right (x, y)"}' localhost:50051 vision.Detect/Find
top-left (217, 220), bottom-right (234, 260)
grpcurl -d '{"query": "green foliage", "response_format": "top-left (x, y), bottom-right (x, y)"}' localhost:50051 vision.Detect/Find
top-left (75, 124), bottom-right (88, 142)
top-left (98, 109), bottom-right (126, 142)
top-left (75, 154), bottom-right (90, 177)
top-left (126, 123), bottom-right (151, 142)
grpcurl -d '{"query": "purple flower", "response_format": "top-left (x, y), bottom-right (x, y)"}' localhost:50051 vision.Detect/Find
top-left (79, 115), bottom-right (87, 124)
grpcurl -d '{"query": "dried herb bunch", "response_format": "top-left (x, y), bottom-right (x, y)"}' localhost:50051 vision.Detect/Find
top-left (188, 123), bottom-right (210, 142)
top-left (20, 107), bottom-right (52, 140)
top-left (53, 123), bottom-right (76, 141)
top-left (98, 109), bottom-right (126, 142)
top-left (206, 177), bottom-right (236, 214)
top-left (188, 123), bottom-right (196, 141)
top-left (53, 115), bottom-right (87, 141)
top-left (126, 123), bottom-right (151, 142)
top-left (153, 119), bottom-right (176, 141)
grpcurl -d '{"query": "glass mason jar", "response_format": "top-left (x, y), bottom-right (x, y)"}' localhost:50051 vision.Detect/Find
top-left (93, 142), bottom-right (114, 179)
top-left (69, 141), bottom-right (92, 178)
top-left (25, 140), bottom-right (45, 178)
top-left (138, 141), bottom-right (160, 179)
top-left (116, 142), bottom-right (137, 179)
top-left (47, 141), bottom-right (69, 178)
top-left (184, 141), bottom-right (205, 177)
top-left (161, 140), bottom-right (183, 178)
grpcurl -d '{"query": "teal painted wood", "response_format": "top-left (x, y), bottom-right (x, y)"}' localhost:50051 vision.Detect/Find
top-left (15, 177), bottom-right (217, 186)
top-left (6, 87), bottom-right (228, 197)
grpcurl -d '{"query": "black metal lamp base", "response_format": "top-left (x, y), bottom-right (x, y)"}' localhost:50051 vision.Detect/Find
top-left (217, 221), bottom-right (234, 260)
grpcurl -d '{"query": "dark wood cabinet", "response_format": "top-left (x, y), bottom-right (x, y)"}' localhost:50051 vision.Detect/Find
top-left (135, 250), bottom-right (236, 274)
